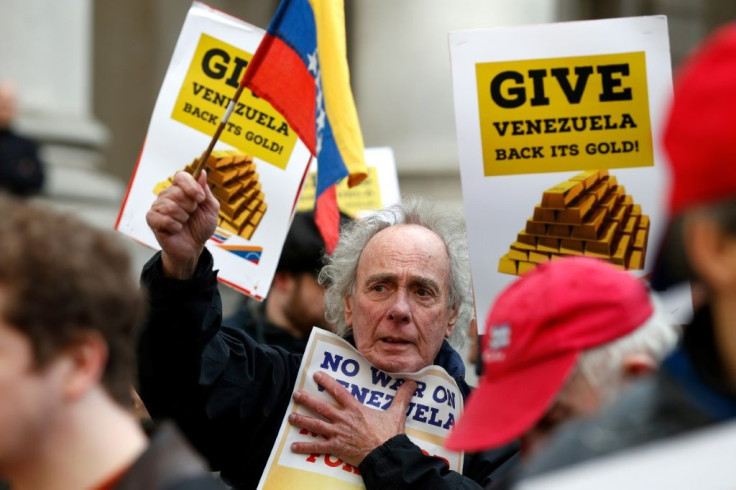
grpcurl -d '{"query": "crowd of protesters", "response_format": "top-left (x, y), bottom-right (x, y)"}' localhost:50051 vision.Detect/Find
top-left (1, 21), bottom-right (736, 490)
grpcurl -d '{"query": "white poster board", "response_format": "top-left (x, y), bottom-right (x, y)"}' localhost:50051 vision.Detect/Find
top-left (449, 16), bottom-right (676, 333)
top-left (258, 329), bottom-right (464, 489)
top-left (519, 420), bottom-right (736, 490)
top-left (295, 147), bottom-right (402, 219)
top-left (115, 2), bottom-right (312, 300)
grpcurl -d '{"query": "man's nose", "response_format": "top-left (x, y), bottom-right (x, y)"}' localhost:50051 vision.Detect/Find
top-left (387, 290), bottom-right (411, 323)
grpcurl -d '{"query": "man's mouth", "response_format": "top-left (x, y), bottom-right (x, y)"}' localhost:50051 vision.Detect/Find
top-left (381, 337), bottom-right (411, 344)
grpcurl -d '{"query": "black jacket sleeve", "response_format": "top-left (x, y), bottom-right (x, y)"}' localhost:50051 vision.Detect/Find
top-left (137, 250), bottom-right (303, 489)
top-left (0, 131), bottom-right (44, 195)
top-left (359, 435), bottom-right (520, 490)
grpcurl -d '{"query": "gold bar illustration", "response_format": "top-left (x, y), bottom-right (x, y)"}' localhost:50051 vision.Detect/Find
top-left (498, 170), bottom-right (650, 276)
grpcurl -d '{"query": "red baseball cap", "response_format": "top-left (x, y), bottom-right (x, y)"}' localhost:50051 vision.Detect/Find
top-left (651, 23), bottom-right (736, 290)
top-left (445, 257), bottom-right (653, 452)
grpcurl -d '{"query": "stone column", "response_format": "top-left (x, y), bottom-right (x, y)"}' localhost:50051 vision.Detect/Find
top-left (0, 0), bottom-right (122, 229)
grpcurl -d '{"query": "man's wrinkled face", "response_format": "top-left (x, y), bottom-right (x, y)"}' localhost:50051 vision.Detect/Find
top-left (346, 225), bottom-right (458, 373)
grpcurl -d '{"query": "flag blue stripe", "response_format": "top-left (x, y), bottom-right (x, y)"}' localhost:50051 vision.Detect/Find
top-left (268, 0), bottom-right (317, 68)
top-left (316, 115), bottom-right (349, 195)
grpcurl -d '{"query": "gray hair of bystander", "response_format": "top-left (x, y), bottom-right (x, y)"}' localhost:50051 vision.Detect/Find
top-left (577, 294), bottom-right (681, 403)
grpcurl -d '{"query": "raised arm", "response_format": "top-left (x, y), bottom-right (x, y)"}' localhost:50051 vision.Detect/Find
top-left (146, 170), bottom-right (219, 279)
top-left (138, 171), bottom-right (303, 488)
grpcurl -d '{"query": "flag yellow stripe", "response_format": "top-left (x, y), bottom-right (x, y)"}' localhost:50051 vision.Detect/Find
top-left (309, 0), bottom-right (367, 187)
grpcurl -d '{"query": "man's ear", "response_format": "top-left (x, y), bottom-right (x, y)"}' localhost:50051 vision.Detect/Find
top-left (621, 353), bottom-right (657, 380)
top-left (445, 305), bottom-right (460, 339)
top-left (63, 331), bottom-right (108, 401)
top-left (344, 295), bottom-right (353, 329)
top-left (272, 270), bottom-right (295, 293)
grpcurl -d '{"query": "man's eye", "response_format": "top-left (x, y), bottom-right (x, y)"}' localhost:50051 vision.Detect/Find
top-left (417, 288), bottom-right (434, 297)
top-left (372, 284), bottom-right (386, 292)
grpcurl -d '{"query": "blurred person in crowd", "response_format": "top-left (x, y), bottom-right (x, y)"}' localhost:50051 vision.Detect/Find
top-left (445, 258), bottom-right (678, 488)
top-left (0, 194), bottom-right (224, 490)
top-left (224, 210), bottom-right (351, 353)
top-left (140, 173), bottom-right (516, 489)
top-left (520, 24), bottom-right (736, 478)
top-left (0, 82), bottom-right (44, 196)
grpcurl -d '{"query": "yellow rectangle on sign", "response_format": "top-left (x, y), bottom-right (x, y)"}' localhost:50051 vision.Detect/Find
top-left (475, 52), bottom-right (653, 176)
top-left (296, 166), bottom-right (382, 215)
top-left (172, 33), bottom-right (298, 169)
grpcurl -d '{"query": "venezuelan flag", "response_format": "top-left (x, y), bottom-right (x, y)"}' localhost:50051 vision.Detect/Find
top-left (241, 0), bottom-right (367, 252)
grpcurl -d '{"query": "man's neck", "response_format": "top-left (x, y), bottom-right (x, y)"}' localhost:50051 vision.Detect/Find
top-left (711, 293), bottom-right (736, 388)
top-left (9, 389), bottom-right (147, 490)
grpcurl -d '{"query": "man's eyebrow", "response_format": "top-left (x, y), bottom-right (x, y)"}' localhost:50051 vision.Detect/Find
top-left (364, 273), bottom-right (396, 285)
top-left (411, 276), bottom-right (440, 293)
top-left (362, 273), bottom-right (441, 293)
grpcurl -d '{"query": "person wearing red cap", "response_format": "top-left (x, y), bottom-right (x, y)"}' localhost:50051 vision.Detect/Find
top-left (444, 258), bottom-right (676, 471)
top-left (517, 24), bottom-right (736, 480)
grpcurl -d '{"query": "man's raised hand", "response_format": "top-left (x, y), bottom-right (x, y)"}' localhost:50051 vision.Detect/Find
top-left (145, 171), bottom-right (219, 279)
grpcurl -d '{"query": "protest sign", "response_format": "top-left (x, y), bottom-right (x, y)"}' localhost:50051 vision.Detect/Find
top-left (257, 329), bottom-right (464, 489)
top-left (449, 17), bottom-right (679, 333)
top-left (296, 147), bottom-right (401, 218)
top-left (115, 2), bottom-right (312, 299)
top-left (518, 420), bottom-right (736, 490)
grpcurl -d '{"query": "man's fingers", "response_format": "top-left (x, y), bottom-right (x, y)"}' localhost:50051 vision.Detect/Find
top-left (172, 170), bottom-right (206, 203)
top-left (293, 389), bottom-right (340, 421)
top-left (197, 170), bottom-right (209, 191)
top-left (151, 197), bottom-right (191, 224)
top-left (313, 371), bottom-right (359, 408)
top-left (290, 440), bottom-right (332, 456)
top-left (389, 379), bottom-right (417, 415)
top-left (145, 209), bottom-right (183, 234)
top-left (200, 171), bottom-right (221, 213)
top-left (288, 412), bottom-right (335, 437)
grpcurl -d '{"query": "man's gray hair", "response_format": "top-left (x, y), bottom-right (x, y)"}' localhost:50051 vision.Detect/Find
top-left (319, 197), bottom-right (472, 348)
top-left (578, 294), bottom-right (681, 401)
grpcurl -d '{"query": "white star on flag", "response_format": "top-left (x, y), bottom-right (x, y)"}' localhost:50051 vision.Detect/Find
top-left (308, 49), bottom-right (325, 155)
top-left (307, 52), bottom-right (318, 75)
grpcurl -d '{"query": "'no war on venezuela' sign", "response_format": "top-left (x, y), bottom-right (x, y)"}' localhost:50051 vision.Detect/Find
top-left (476, 51), bottom-right (652, 176)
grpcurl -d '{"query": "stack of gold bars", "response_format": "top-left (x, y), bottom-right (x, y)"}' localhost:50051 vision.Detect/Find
top-left (153, 150), bottom-right (267, 240)
top-left (498, 169), bottom-right (649, 276)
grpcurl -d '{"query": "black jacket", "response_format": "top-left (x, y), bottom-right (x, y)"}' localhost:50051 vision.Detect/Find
top-left (0, 129), bottom-right (44, 196)
top-left (138, 250), bottom-right (517, 489)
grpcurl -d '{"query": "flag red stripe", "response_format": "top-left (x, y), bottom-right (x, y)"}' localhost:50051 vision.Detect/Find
top-left (244, 34), bottom-right (316, 153)
top-left (315, 185), bottom-right (340, 254)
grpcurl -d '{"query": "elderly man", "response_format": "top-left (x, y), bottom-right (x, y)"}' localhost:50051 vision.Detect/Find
top-left (0, 194), bottom-right (224, 490)
top-left (139, 171), bottom-right (514, 489)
